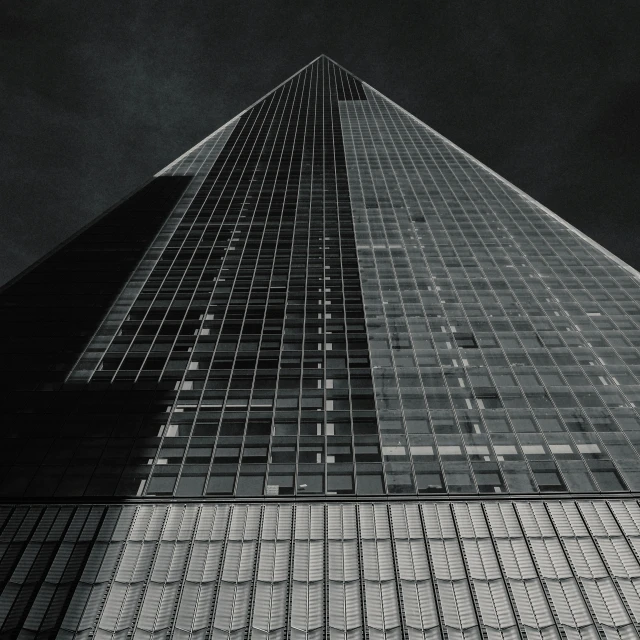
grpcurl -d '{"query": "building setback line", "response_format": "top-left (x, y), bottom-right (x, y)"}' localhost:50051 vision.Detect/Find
top-left (1, 491), bottom-right (640, 506)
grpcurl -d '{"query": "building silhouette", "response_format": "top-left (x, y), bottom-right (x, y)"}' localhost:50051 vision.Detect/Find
top-left (1, 55), bottom-right (640, 639)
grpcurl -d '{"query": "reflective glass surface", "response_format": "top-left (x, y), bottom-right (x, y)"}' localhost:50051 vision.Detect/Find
top-left (3, 58), bottom-right (640, 499)
top-left (341, 86), bottom-right (640, 495)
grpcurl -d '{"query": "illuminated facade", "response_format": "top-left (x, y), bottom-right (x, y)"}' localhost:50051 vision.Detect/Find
top-left (2, 56), bottom-right (640, 638)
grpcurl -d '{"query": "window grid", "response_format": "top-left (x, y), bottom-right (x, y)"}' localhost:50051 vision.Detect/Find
top-left (339, 80), bottom-right (640, 495)
top-left (5, 58), bottom-right (640, 498)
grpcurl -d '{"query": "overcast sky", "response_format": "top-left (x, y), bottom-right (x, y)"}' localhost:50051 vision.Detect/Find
top-left (1, 1), bottom-right (640, 285)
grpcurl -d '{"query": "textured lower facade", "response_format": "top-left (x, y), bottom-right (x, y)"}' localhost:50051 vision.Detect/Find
top-left (2, 499), bottom-right (640, 640)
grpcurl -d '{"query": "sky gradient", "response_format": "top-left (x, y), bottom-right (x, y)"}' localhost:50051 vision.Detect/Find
top-left (1, 1), bottom-right (639, 285)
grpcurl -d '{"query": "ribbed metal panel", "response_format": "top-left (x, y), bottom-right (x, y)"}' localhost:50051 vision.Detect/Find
top-left (0, 500), bottom-right (638, 638)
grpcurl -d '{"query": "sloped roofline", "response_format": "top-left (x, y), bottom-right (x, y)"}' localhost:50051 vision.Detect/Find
top-left (155, 55), bottom-right (327, 176)
top-left (160, 53), bottom-right (640, 282)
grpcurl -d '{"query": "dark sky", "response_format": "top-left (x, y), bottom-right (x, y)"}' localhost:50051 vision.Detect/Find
top-left (2, 1), bottom-right (640, 286)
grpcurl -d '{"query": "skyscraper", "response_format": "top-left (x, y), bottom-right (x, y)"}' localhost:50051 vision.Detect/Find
top-left (1, 54), bottom-right (640, 638)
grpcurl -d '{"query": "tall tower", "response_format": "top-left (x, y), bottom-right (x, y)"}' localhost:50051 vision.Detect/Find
top-left (1, 56), bottom-right (640, 639)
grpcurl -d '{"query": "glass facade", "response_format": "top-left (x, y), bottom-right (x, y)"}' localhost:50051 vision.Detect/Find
top-left (341, 87), bottom-right (640, 496)
top-left (1, 56), bottom-right (640, 637)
